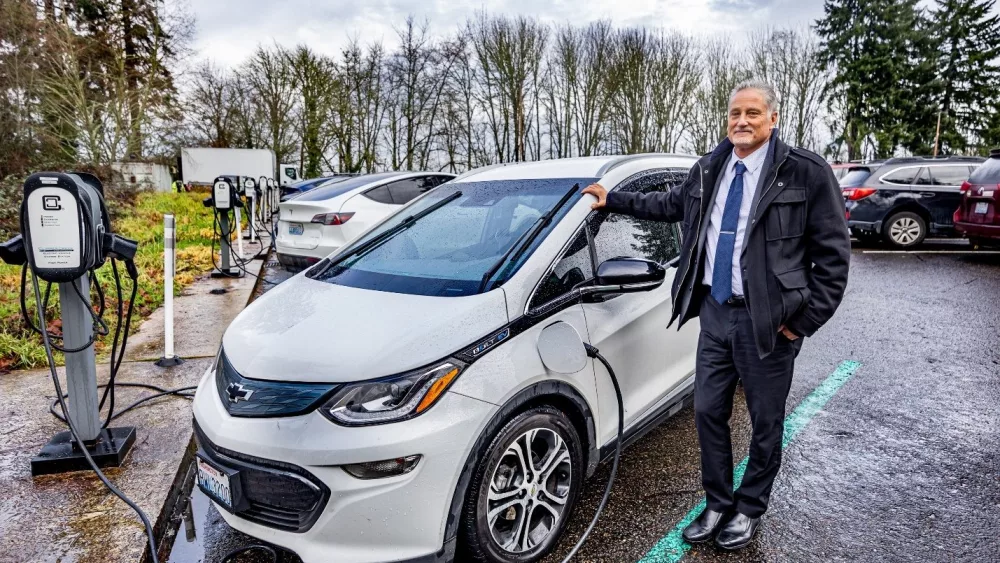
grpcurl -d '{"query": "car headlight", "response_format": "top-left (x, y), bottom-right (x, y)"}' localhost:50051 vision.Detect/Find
top-left (320, 360), bottom-right (464, 426)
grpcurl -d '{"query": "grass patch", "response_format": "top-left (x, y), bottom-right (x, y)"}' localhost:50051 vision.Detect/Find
top-left (0, 191), bottom-right (219, 372)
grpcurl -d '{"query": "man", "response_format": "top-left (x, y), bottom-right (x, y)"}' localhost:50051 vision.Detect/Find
top-left (583, 81), bottom-right (850, 550)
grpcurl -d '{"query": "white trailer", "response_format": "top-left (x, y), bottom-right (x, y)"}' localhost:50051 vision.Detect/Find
top-left (180, 148), bottom-right (299, 187)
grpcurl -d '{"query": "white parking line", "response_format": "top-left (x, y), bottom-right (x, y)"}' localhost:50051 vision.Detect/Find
top-left (861, 250), bottom-right (1000, 254)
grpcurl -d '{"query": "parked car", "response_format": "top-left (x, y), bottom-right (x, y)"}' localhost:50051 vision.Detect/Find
top-left (954, 149), bottom-right (1000, 248)
top-left (279, 175), bottom-right (355, 202)
top-left (844, 155), bottom-right (984, 247)
top-left (275, 171), bottom-right (455, 270)
top-left (192, 154), bottom-right (701, 563)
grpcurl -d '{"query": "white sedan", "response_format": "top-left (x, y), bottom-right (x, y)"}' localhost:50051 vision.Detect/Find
top-left (275, 171), bottom-right (455, 269)
top-left (193, 154), bottom-right (700, 563)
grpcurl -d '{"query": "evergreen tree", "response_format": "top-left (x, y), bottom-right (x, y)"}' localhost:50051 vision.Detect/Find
top-left (931, 0), bottom-right (1000, 154)
top-left (815, 0), bottom-right (934, 158)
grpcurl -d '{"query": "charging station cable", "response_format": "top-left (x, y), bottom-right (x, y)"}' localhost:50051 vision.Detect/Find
top-left (560, 343), bottom-right (624, 563)
top-left (28, 270), bottom-right (161, 563)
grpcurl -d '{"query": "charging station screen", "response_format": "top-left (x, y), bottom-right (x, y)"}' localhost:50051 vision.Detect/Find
top-left (27, 187), bottom-right (81, 270)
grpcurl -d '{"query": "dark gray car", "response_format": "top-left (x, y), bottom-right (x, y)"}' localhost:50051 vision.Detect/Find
top-left (844, 156), bottom-right (984, 247)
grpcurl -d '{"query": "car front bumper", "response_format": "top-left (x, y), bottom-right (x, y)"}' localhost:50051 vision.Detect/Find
top-left (191, 367), bottom-right (497, 563)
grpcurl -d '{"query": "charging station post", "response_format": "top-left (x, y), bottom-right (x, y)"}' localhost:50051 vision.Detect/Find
top-left (1, 172), bottom-right (140, 476)
top-left (208, 177), bottom-right (243, 278)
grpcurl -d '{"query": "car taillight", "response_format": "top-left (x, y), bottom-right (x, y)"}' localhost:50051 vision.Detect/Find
top-left (843, 187), bottom-right (877, 201)
top-left (311, 212), bottom-right (355, 226)
top-left (960, 181), bottom-right (972, 193)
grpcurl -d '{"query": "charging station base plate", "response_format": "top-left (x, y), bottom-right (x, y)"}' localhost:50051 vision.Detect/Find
top-left (30, 427), bottom-right (137, 477)
top-left (210, 268), bottom-right (243, 278)
top-left (155, 355), bottom-right (185, 367)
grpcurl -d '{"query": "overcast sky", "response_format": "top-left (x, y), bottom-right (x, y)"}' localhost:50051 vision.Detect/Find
top-left (180, 0), bottom-right (827, 68)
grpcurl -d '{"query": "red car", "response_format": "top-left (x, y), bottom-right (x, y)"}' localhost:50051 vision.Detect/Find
top-left (954, 150), bottom-right (1000, 248)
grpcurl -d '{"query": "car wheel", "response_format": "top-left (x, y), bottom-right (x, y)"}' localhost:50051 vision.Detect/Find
top-left (461, 406), bottom-right (583, 563)
top-left (883, 211), bottom-right (927, 248)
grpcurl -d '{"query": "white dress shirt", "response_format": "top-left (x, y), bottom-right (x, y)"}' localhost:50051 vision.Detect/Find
top-left (702, 142), bottom-right (770, 295)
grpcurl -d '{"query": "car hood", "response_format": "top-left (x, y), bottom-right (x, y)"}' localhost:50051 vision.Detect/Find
top-left (221, 273), bottom-right (509, 383)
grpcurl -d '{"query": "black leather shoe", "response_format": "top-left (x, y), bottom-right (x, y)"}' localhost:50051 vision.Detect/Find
top-left (714, 512), bottom-right (761, 550)
top-left (681, 508), bottom-right (728, 543)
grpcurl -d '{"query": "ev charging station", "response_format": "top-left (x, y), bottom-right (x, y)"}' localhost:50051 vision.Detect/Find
top-left (206, 176), bottom-right (244, 278)
top-left (0, 173), bottom-right (140, 474)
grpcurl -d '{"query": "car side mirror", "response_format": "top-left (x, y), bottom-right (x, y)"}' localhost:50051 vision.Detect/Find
top-left (593, 257), bottom-right (665, 292)
top-left (526, 257), bottom-right (665, 318)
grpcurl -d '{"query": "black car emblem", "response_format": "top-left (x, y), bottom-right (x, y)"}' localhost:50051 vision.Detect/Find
top-left (227, 383), bottom-right (254, 404)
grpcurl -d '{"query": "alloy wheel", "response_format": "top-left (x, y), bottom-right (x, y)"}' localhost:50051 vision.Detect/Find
top-left (889, 216), bottom-right (921, 245)
top-left (486, 428), bottom-right (572, 554)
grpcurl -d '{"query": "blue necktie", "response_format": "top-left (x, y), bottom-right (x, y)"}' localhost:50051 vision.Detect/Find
top-left (711, 161), bottom-right (747, 304)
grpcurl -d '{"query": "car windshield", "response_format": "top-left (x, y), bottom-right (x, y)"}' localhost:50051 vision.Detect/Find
top-left (306, 178), bottom-right (595, 297)
top-left (839, 168), bottom-right (872, 187)
top-left (294, 173), bottom-right (402, 202)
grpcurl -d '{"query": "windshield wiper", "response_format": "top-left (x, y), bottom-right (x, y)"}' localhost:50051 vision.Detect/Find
top-left (478, 183), bottom-right (580, 293)
top-left (310, 190), bottom-right (462, 278)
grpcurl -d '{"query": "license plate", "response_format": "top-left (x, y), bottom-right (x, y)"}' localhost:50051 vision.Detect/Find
top-left (289, 222), bottom-right (304, 235)
top-left (975, 202), bottom-right (989, 214)
top-left (196, 455), bottom-right (233, 510)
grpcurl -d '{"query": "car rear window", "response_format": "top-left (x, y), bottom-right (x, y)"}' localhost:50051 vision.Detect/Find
top-left (294, 173), bottom-right (401, 202)
top-left (968, 157), bottom-right (1000, 185)
top-left (927, 165), bottom-right (971, 186)
top-left (839, 168), bottom-right (872, 187)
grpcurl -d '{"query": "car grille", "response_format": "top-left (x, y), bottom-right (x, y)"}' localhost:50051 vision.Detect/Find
top-left (194, 421), bottom-right (330, 533)
top-left (214, 350), bottom-right (340, 418)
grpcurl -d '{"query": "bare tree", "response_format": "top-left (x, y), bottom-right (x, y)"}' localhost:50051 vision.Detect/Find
top-left (748, 27), bottom-right (829, 150)
top-left (186, 62), bottom-right (239, 148)
top-left (243, 45), bottom-right (299, 168)
top-left (608, 28), bottom-right (659, 154)
top-left (469, 13), bottom-right (549, 162)
top-left (573, 21), bottom-right (615, 156)
top-left (686, 40), bottom-right (748, 154)
top-left (288, 46), bottom-right (338, 177)
top-left (650, 32), bottom-right (700, 153)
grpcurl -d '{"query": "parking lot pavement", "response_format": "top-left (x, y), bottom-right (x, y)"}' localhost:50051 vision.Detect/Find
top-left (168, 245), bottom-right (1000, 562)
top-left (546, 247), bottom-right (1000, 562)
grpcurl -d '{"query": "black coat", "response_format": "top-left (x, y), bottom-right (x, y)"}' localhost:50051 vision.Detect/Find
top-left (605, 134), bottom-right (851, 358)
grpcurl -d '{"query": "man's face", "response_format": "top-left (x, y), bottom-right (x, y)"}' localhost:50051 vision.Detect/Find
top-left (728, 89), bottom-right (778, 152)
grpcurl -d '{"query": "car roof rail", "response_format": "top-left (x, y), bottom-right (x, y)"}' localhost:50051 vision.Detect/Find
top-left (883, 155), bottom-right (984, 165)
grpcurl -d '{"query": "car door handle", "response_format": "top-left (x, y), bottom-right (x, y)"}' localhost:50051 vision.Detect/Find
top-left (919, 192), bottom-right (936, 198)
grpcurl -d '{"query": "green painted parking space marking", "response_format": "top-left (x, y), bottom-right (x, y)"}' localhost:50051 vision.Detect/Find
top-left (637, 360), bottom-right (862, 563)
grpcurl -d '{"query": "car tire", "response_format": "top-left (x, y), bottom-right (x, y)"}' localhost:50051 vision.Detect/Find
top-left (883, 211), bottom-right (927, 248)
top-left (460, 406), bottom-right (584, 563)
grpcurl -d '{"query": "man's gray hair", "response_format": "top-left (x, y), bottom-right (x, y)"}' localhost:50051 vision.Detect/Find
top-left (731, 80), bottom-right (780, 113)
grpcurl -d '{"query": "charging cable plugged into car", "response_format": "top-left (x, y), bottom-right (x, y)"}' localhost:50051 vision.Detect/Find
top-left (536, 321), bottom-right (624, 563)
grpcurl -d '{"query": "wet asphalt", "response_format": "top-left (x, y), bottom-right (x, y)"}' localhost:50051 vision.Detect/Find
top-left (165, 240), bottom-right (1000, 563)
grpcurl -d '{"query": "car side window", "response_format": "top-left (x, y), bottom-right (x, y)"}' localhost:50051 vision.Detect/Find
top-left (928, 165), bottom-right (970, 186)
top-left (384, 178), bottom-right (427, 205)
top-left (529, 228), bottom-right (594, 310)
top-left (881, 167), bottom-right (920, 185)
top-left (364, 184), bottom-right (394, 204)
top-left (587, 170), bottom-right (684, 267)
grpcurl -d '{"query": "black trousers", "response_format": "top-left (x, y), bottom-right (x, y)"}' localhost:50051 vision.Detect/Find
top-left (695, 293), bottom-right (800, 518)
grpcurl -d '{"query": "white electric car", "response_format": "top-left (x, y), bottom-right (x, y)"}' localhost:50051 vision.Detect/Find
top-left (275, 172), bottom-right (455, 269)
top-left (192, 154), bottom-right (701, 563)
